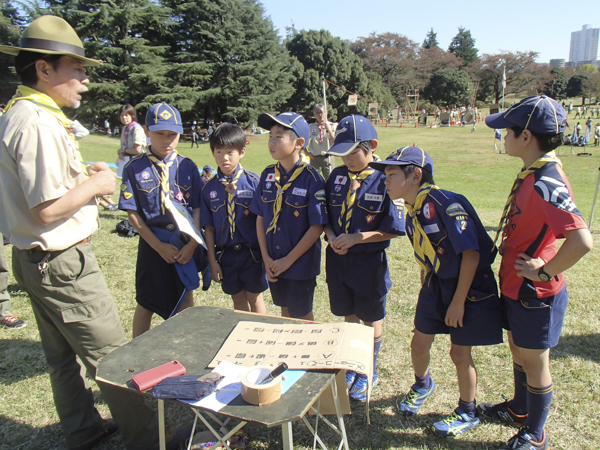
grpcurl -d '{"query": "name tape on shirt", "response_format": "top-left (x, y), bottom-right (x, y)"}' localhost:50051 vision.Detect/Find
top-left (365, 193), bottom-right (383, 202)
top-left (292, 187), bottom-right (307, 196)
top-left (237, 190), bottom-right (253, 198)
top-left (423, 224), bottom-right (440, 234)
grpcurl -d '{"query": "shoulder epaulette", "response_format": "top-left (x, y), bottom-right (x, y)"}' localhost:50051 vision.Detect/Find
top-left (305, 165), bottom-right (322, 182)
top-left (244, 169), bottom-right (260, 181)
top-left (428, 188), bottom-right (451, 207)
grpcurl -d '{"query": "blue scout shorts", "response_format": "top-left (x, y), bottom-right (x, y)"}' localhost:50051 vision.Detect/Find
top-left (269, 277), bottom-right (316, 318)
top-left (218, 246), bottom-right (268, 295)
top-left (325, 246), bottom-right (390, 322)
top-left (502, 284), bottom-right (568, 349)
top-left (414, 270), bottom-right (503, 346)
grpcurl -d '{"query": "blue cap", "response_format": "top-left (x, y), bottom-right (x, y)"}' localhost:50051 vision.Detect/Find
top-left (369, 146), bottom-right (434, 175)
top-left (203, 165), bottom-right (214, 172)
top-left (485, 95), bottom-right (567, 134)
top-left (257, 112), bottom-right (310, 149)
top-left (328, 115), bottom-right (377, 156)
top-left (146, 102), bottom-right (183, 134)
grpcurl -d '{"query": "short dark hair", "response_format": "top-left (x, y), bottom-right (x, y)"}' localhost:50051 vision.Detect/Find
top-left (356, 140), bottom-right (374, 155)
top-left (399, 164), bottom-right (435, 185)
top-left (119, 104), bottom-right (138, 122)
top-left (510, 126), bottom-right (564, 153)
top-left (15, 51), bottom-right (63, 86)
top-left (210, 123), bottom-right (246, 152)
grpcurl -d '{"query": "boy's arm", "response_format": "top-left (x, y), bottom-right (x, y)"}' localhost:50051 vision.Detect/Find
top-left (127, 209), bottom-right (179, 264)
top-left (204, 226), bottom-right (222, 284)
top-left (256, 216), bottom-right (276, 282)
top-left (332, 231), bottom-right (398, 251)
top-left (445, 248), bottom-right (480, 328)
top-left (270, 224), bottom-right (324, 277)
top-left (173, 207), bottom-right (200, 265)
top-left (515, 227), bottom-right (593, 280)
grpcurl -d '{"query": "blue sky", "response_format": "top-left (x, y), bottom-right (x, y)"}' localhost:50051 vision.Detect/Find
top-left (259, 0), bottom-right (600, 63)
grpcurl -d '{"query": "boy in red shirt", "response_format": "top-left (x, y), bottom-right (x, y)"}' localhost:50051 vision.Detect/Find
top-left (483, 96), bottom-right (593, 450)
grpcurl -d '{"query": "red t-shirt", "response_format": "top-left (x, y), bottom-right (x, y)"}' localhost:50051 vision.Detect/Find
top-left (499, 163), bottom-right (587, 300)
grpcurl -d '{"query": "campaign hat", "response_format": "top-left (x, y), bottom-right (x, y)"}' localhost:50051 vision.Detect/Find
top-left (485, 95), bottom-right (567, 134)
top-left (328, 115), bottom-right (377, 156)
top-left (146, 102), bottom-right (183, 134)
top-left (257, 112), bottom-right (310, 149)
top-left (0, 15), bottom-right (101, 66)
top-left (369, 146), bottom-right (434, 175)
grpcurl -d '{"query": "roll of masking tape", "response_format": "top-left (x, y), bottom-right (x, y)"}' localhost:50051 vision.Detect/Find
top-left (240, 365), bottom-right (282, 406)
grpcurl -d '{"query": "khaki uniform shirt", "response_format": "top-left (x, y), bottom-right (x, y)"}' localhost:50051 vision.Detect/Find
top-left (307, 121), bottom-right (337, 156)
top-left (0, 100), bottom-right (98, 251)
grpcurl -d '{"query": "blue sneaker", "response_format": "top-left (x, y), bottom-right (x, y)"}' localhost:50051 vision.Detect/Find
top-left (396, 379), bottom-right (436, 416)
top-left (346, 371), bottom-right (357, 389)
top-left (499, 428), bottom-right (549, 450)
top-left (348, 373), bottom-right (378, 402)
top-left (431, 407), bottom-right (480, 438)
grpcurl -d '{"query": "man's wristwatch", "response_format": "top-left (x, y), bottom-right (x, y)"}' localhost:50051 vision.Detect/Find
top-left (538, 266), bottom-right (552, 282)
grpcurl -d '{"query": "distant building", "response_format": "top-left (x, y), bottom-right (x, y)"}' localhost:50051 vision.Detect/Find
top-left (549, 59), bottom-right (565, 68)
top-left (569, 24), bottom-right (599, 63)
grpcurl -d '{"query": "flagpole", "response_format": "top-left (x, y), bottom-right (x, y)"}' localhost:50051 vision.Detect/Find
top-left (321, 72), bottom-right (330, 152)
top-left (501, 64), bottom-right (506, 111)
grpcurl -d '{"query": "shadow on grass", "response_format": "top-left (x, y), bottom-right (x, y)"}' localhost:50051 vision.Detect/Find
top-left (0, 338), bottom-right (47, 384)
top-left (552, 333), bottom-right (600, 363)
top-left (0, 415), bottom-right (66, 450)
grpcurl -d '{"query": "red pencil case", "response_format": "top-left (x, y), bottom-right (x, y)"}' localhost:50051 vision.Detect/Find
top-left (132, 360), bottom-right (186, 391)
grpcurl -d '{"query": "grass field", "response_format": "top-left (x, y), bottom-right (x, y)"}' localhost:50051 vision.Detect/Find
top-left (1, 109), bottom-right (599, 449)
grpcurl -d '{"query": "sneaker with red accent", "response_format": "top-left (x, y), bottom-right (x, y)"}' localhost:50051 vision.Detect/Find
top-left (499, 428), bottom-right (549, 450)
top-left (1, 315), bottom-right (26, 329)
top-left (476, 399), bottom-right (527, 427)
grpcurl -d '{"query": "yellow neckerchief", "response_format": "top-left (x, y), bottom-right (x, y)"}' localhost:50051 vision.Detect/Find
top-left (220, 165), bottom-right (243, 238)
top-left (337, 154), bottom-right (380, 232)
top-left (495, 151), bottom-right (562, 246)
top-left (266, 160), bottom-right (307, 234)
top-left (404, 183), bottom-right (441, 278)
top-left (146, 147), bottom-right (178, 215)
top-left (300, 152), bottom-right (311, 165)
top-left (338, 167), bottom-right (374, 233)
top-left (4, 85), bottom-right (87, 174)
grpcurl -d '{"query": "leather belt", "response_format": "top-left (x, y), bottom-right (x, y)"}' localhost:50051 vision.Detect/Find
top-left (30, 236), bottom-right (91, 253)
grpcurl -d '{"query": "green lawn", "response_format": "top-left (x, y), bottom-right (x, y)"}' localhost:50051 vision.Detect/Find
top-left (1, 113), bottom-right (599, 449)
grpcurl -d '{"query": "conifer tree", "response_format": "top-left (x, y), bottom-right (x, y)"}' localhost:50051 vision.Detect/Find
top-left (422, 28), bottom-right (438, 49)
top-left (448, 27), bottom-right (478, 67)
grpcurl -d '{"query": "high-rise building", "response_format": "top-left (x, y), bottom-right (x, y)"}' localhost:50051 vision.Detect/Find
top-left (569, 25), bottom-right (599, 63)
top-left (549, 59), bottom-right (565, 68)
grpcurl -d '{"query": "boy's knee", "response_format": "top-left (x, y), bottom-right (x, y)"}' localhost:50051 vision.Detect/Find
top-left (410, 333), bottom-right (433, 355)
top-left (449, 344), bottom-right (472, 366)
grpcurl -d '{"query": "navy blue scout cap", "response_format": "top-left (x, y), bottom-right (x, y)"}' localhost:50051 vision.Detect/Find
top-left (257, 112), bottom-right (310, 148)
top-left (146, 102), bottom-right (183, 134)
top-left (369, 146), bottom-right (434, 175)
top-left (328, 114), bottom-right (377, 156)
top-left (485, 95), bottom-right (567, 134)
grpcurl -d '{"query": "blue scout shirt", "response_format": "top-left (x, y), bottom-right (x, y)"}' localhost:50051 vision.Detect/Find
top-left (326, 165), bottom-right (405, 252)
top-left (119, 149), bottom-right (203, 228)
top-left (200, 165), bottom-right (260, 249)
top-left (405, 188), bottom-right (496, 281)
top-left (249, 161), bottom-right (328, 280)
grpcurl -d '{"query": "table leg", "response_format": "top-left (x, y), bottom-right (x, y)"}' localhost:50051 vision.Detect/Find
top-left (330, 377), bottom-right (349, 450)
top-left (281, 421), bottom-right (293, 450)
top-left (158, 399), bottom-right (166, 450)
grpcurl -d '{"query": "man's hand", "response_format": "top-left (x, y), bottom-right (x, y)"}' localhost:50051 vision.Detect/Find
top-left (87, 162), bottom-right (117, 196)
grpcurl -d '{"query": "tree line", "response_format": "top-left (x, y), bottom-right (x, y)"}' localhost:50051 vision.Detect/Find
top-left (2, 0), bottom-right (599, 127)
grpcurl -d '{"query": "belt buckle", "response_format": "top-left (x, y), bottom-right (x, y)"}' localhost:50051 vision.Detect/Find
top-left (166, 224), bottom-right (175, 231)
top-left (233, 244), bottom-right (242, 251)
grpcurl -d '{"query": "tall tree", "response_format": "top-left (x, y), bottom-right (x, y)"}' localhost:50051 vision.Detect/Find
top-left (351, 32), bottom-right (419, 99)
top-left (162, 0), bottom-right (294, 123)
top-left (423, 68), bottom-right (470, 107)
top-left (0, 0), bottom-right (23, 104)
top-left (582, 72), bottom-right (600, 103)
top-left (567, 74), bottom-right (589, 105)
top-left (422, 28), bottom-right (438, 49)
top-left (448, 27), bottom-right (478, 67)
top-left (415, 46), bottom-right (461, 92)
top-left (475, 51), bottom-right (545, 103)
top-left (285, 29), bottom-right (394, 119)
top-left (542, 67), bottom-right (568, 100)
